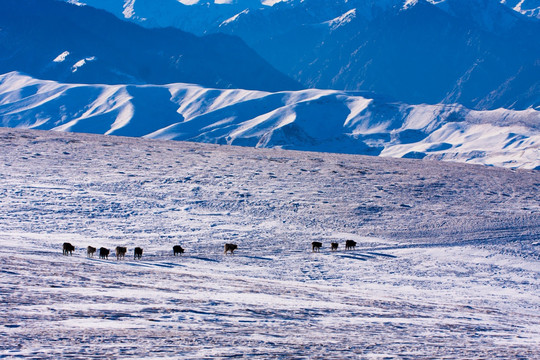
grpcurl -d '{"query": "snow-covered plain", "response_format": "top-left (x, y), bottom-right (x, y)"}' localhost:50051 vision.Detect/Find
top-left (0, 127), bottom-right (539, 358)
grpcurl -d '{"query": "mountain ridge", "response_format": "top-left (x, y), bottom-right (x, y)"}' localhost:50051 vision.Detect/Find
top-left (218, 0), bottom-right (540, 109)
top-left (59, 0), bottom-right (540, 110)
top-left (0, 0), bottom-right (301, 92)
top-left (1, 72), bottom-right (538, 169)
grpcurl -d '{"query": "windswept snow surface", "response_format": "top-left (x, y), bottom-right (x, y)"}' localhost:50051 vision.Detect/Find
top-left (0, 128), bottom-right (539, 358)
top-left (1, 72), bottom-right (539, 170)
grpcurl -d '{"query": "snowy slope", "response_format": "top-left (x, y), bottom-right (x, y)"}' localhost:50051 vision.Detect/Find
top-left (1, 127), bottom-right (539, 358)
top-left (1, 72), bottom-right (539, 169)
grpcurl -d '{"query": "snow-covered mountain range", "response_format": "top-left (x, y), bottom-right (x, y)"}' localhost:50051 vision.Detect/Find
top-left (0, 0), bottom-right (300, 91)
top-left (59, 0), bottom-right (540, 110)
top-left (213, 0), bottom-right (540, 110)
top-left (2, 72), bottom-right (538, 169)
top-left (1, 0), bottom-right (538, 170)
top-left (64, 0), bottom-right (540, 33)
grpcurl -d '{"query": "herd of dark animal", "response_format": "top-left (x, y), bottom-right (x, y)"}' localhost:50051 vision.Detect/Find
top-left (311, 240), bottom-right (357, 252)
top-left (63, 240), bottom-right (356, 259)
top-left (64, 242), bottom-right (183, 260)
top-left (62, 242), bottom-right (237, 259)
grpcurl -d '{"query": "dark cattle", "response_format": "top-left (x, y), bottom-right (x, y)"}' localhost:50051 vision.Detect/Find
top-left (345, 240), bottom-right (357, 250)
top-left (99, 247), bottom-right (110, 259)
top-left (63, 242), bottom-right (74, 255)
top-left (312, 241), bottom-right (322, 252)
top-left (87, 246), bottom-right (96, 257)
top-left (331, 242), bottom-right (339, 251)
top-left (115, 246), bottom-right (127, 260)
top-left (134, 247), bottom-right (143, 260)
top-left (224, 243), bottom-right (237, 255)
top-left (173, 245), bottom-right (184, 256)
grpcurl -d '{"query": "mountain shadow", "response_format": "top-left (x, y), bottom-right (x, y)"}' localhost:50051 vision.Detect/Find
top-left (0, 0), bottom-right (301, 92)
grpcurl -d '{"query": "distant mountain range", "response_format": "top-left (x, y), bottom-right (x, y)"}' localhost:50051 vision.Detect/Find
top-left (0, 0), bottom-right (538, 170)
top-left (63, 0), bottom-right (540, 33)
top-left (0, 0), bottom-right (300, 91)
top-left (64, 0), bottom-right (540, 110)
top-left (2, 72), bottom-right (538, 169)
top-left (500, 0), bottom-right (540, 18)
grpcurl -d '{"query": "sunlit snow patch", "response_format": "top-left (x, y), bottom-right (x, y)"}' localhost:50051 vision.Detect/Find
top-left (262, 0), bottom-right (288, 5)
top-left (220, 9), bottom-right (249, 27)
top-left (403, 0), bottom-right (419, 9)
top-left (66, 0), bottom-right (85, 6)
top-left (325, 9), bottom-right (356, 31)
top-left (122, 0), bottom-right (136, 18)
top-left (71, 56), bottom-right (96, 73)
top-left (177, 0), bottom-right (200, 5)
top-left (53, 51), bottom-right (70, 63)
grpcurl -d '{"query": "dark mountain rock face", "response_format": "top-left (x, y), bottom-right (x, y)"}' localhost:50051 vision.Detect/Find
top-left (56, 0), bottom-right (539, 110)
top-left (0, 0), bottom-right (301, 92)
top-left (219, 0), bottom-right (540, 110)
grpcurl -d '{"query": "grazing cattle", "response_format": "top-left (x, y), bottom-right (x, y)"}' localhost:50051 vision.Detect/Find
top-left (224, 243), bottom-right (237, 255)
top-left (312, 241), bottom-right (322, 252)
top-left (115, 246), bottom-right (127, 260)
top-left (173, 245), bottom-right (184, 256)
top-left (345, 240), bottom-right (357, 250)
top-left (134, 247), bottom-right (143, 260)
top-left (99, 247), bottom-right (110, 259)
top-left (331, 242), bottom-right (339, 251)
top-left (62, 242), bottom-right (74, 256)
top-left (87, 246), bottom-right (96, 257)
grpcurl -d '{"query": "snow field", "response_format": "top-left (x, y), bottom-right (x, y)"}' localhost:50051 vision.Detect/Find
top-left (0, 128), bottom-right (539, 358)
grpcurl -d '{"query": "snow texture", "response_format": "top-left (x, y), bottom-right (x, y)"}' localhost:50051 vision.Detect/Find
top-left (0, 127), bottom-right (539, 358)
top-left (1, 72), bottom-right (538, 170)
